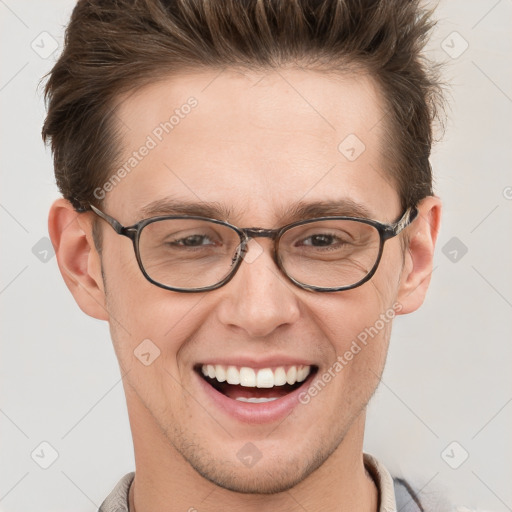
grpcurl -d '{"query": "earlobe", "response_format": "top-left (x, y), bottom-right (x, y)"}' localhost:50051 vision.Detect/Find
top-left (396, 196), bottom-right (442, 315)
top-left (48, 198), bottom-right (109, 321)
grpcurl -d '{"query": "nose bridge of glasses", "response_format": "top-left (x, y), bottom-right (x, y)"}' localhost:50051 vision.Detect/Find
top-left (236, 228), bottom-right (280, 264)
top-left (240, 228), bottom-right (280, 250)
top-left (242, 227), bottom-right (279, 239)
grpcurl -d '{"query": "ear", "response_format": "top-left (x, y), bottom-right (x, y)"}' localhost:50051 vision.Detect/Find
top-left (48, 198), bottom-right (109, 320)
top-left (396, 195), bottom-right (442, 315)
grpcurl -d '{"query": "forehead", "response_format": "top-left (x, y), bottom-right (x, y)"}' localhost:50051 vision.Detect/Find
top-left (111, 67), bottom-right (399, 224)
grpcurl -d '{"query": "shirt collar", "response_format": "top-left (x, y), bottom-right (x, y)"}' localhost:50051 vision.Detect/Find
top-left (364, 452), bottom-right (398, 512)
top-left (99, 454), bottom-right (399, 512)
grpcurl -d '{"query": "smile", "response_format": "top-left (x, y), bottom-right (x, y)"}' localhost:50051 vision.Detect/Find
top-left (196, 363), bottom-right (318, 407)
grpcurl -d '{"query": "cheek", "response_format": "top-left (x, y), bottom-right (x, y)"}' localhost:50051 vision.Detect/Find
top-left (312, 280), bottom-right (397, 387)
top-left (101, 245), bottom-right (205, 366)
top-left (105, 285), bottom-right (203, 416)
top-left (107, 288), bottom-right (204, 362)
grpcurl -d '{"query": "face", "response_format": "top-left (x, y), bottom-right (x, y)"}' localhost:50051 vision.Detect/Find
top-left (91, 67), bottom-right (409, 492)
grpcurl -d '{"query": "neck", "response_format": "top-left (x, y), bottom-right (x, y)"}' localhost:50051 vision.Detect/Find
top-left (126, 400), bottom-right (378, 512)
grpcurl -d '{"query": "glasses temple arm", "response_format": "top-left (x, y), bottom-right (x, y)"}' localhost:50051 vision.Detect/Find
top-left (89, 204), bottom-right (125, 234)
top-left (392, 206), bottom-right (419, 235)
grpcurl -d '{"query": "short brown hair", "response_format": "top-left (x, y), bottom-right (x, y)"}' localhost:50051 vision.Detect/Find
top-left (42, 0), bottom-right (445, 213)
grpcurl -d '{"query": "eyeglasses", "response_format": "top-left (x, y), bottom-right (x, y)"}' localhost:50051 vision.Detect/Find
top-left (88, 204), bottom-right (418, 293)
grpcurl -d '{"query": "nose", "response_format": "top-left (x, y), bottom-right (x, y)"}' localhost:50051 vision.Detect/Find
top-left (215, 238), bottom-right (301, 338)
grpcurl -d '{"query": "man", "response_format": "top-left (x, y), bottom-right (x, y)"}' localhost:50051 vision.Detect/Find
top-left (43, 0), bottom-right (443, 510)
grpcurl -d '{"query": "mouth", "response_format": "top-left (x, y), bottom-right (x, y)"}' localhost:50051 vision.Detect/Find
top-left (194, 363), bottom-right (319, 403)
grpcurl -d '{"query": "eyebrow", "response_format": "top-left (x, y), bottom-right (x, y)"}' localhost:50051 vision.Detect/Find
top-left (137, 197), bottom-right (375, 225)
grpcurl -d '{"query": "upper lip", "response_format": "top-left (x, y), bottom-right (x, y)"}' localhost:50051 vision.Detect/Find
top-left (195, 356), bottom-right (318, 370)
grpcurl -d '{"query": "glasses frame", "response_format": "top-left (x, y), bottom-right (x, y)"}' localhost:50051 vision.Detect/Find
top-left (88, 204), bottom-right (418, 293)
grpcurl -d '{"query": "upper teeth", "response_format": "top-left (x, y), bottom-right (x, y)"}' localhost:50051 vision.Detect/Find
top-left (201, 364), bottom-right (312, 387)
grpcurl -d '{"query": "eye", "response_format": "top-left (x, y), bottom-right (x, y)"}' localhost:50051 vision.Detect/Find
top-left (168, 233), bottom-right (218, 247)
top-left (296, 228), bottom-right (355, 251)
top-left (300, 233), bottom-right (348, 247)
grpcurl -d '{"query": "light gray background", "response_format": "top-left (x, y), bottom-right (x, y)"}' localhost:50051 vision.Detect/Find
top-left (1, 1), bottom-right (511, 511)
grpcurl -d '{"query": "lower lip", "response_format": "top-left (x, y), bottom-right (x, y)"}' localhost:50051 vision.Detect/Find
top-left (195, 369), bottom-right (317, 424)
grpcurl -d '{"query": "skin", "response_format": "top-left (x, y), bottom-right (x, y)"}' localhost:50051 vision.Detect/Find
top-left (48, 67), bottom-right (441, 512)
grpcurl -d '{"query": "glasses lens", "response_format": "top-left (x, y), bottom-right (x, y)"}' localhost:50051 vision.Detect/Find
top-left (138, 219), bottom-right (241, 289)
top-left (278, 219), bottom-right (381, 289)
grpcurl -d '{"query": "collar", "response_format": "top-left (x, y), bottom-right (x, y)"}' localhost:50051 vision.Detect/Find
top-left (363, 452), bottom-right (398, 512)
top-left (99, 453), bottom-right (403, 512)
